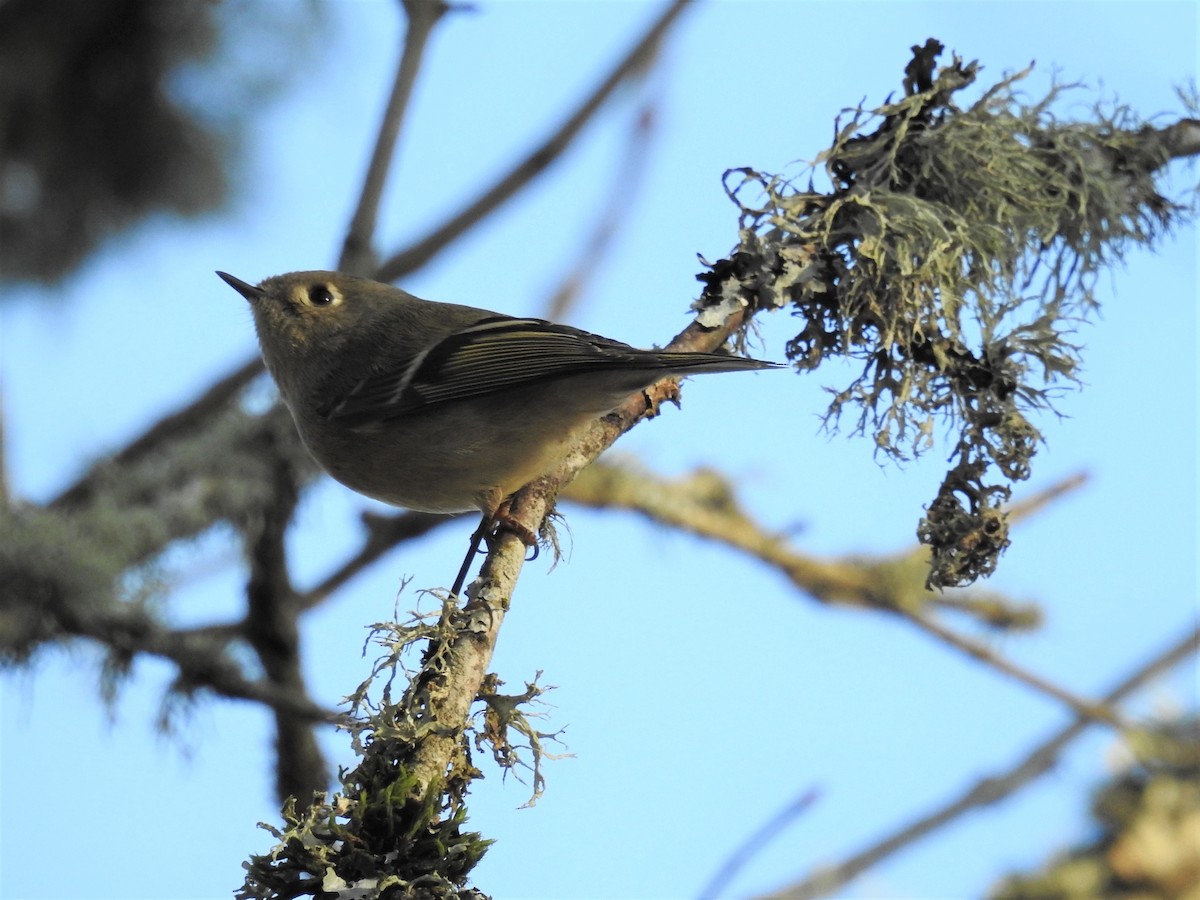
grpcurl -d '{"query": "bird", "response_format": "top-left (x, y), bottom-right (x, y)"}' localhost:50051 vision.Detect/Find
top-left (218, 269), bottom-right (778, 594)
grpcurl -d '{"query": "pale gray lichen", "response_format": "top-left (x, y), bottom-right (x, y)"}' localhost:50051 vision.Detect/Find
top-left (693, 39), bottom-right (1196, 587)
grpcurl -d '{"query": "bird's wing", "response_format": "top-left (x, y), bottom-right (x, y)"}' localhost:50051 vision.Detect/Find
top-left (319, 316), bottom-right (645, 425)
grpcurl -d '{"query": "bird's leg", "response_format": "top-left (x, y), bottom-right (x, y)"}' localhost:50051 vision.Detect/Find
top-left (449, 505), bottom-right (540, 599)
top-left (450, 514), bottom-right (491, 599)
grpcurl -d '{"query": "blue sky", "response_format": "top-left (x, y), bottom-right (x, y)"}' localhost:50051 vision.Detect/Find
top-left (1, 2), bottom-right (1196, 899)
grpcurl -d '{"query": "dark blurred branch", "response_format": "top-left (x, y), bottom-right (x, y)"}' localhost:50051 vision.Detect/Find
top-left (758, 623), bottom-right (1200, 900)
top-left (374, 0), bottom-right (692, 282)
top-left (51, 356), bottom-right (264, 509)
top-left (340, 0), bottom-right (453, 275)
top-left (298, 509), bottom-right (453, 610)
top-left (55, 600), bottom-right (334, 722)
top-left (244, 425), bottom-right (330, 803)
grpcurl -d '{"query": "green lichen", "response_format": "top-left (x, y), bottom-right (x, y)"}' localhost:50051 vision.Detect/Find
top-left (696, 39), bottom-right (1194, 587)
top-left (239, 595), bottom-right (567, 898)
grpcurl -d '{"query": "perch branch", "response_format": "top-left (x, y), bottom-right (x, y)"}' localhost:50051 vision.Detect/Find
top-left (400, 304), bottom-right (755, 798)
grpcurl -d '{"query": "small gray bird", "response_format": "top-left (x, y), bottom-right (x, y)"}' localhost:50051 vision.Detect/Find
top-left (219, 270), bottom-right (777, 585)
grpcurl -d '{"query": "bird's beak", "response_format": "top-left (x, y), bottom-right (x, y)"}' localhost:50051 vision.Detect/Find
top-left (216, 271), bottom-right (265, 303)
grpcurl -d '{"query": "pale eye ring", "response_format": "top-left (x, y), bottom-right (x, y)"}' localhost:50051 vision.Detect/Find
top-left (308, 285), bottom-right (335, 306)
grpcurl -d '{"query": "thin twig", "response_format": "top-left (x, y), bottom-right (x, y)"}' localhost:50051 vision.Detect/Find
top-left (899, 608), bottom-right (1129, 728)
top-left (374, 0), bottom-right (692, 282)
top-left (298, 509), bottom-right (453, 610)
top-left (757, 623), bottom-right (1200, 900)
top-left (699, 788), bottom-right (821, 900)
top-left (1004, 471), bottom-right (1089, 524)
top-left (544, 84), bottom-right (662, 322)
top-left (340, 0), bottom-right (452, 274)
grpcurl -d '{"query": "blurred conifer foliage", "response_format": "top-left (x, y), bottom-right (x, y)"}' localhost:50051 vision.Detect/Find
top-left (0, 0), bottom-right (316, 285)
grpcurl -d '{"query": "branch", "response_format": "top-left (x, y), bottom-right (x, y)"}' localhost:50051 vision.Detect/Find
top-left (51, 356), bottom-right (264, 509)
top-left (373, 0), bottom-right (692, 282)
top-left (1142, 117), bottom-right (1200, 164)
top-left (1003, 471), bottom-right (1089, 524)
top-left (340, 0), bottom-right (453, 275)
top-left (543, 82), bottom-right (662, 322)
top-left (563, 461), bottom-right (1071, 629)
top-left (243, 424), bottom-right (330, 803)
top-left (564, 463), bottom-right (1122, 723)
top-left (898, 609), bottom-right (1129, 729)
top-left (56, 600), bottom-right (336, 723)
top-left (298, 509), bottom-right (454, 610)
top-left (757, 623), bottom-right (1200, 900)
top-left (397, 303), bottom-right (756, 798)
top-left (700, 788), bottom-right (821, 900)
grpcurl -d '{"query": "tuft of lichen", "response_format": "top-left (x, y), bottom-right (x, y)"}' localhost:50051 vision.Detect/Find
top-left (695, 39), bottom-right (1195, 587)
top-left (238, 599), bottom-right (494, 900)
top-left (238, 595), bottom-right (568, 899)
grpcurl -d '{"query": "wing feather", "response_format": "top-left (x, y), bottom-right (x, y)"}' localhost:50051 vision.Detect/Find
top-left (323, 316), bottom-right (642, 424)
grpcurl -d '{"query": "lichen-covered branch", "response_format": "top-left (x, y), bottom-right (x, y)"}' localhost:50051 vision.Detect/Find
top-left (694, 39), bottom-right (1198, 588)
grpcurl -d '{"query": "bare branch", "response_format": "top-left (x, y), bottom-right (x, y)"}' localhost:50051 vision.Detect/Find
top-left (700, 788), bottom-right (821, 900)
top-left (562, 462), bottom-right (1071, 629)
top-left (298, 509), bottom-right (454, 610)
top-left (55, 600), bottom-right (336, 723)
top-left (898, 609), bottom-right (1129, 729)
top-left (374, 0), bottom-right (692, 282)
top-left (1004, 471), bottom-right (1090, 524)
top-left (544, 86), bottom-right (662, 322)
top-left (565, 462), bottom-right (1117, 722)
top-left (340, 0), bottom-right (453, 274)
top-left (757, 624), bottom-right (1200, 900)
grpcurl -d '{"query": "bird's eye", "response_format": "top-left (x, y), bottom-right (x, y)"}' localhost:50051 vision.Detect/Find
top-left (308, 285), bottom-right (335, 306)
